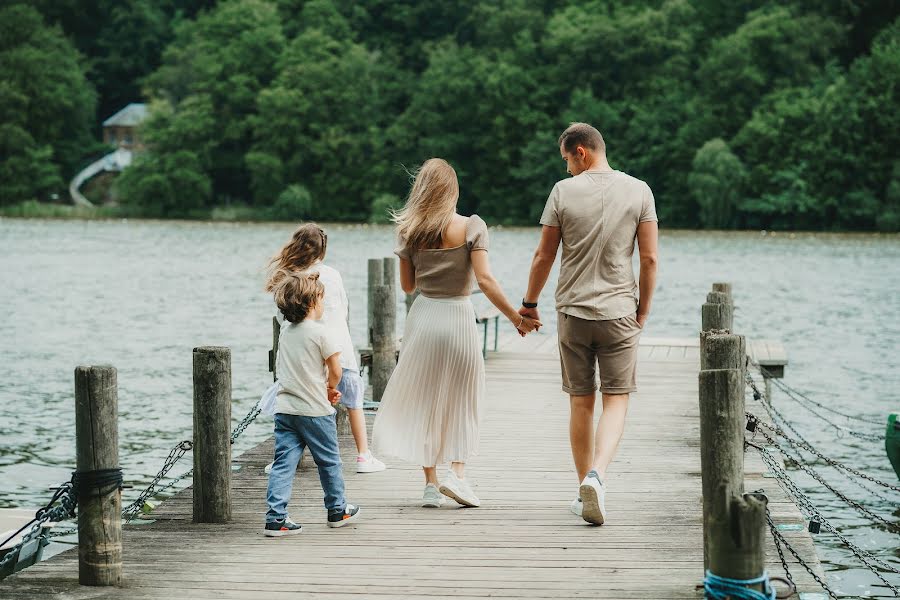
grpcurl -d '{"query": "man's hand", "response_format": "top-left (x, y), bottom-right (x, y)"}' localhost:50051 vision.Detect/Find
top-left (517, 306), bottom-right (541, 337)
top-left (636, 313), bottom-right (648, 329)
top-left (327, 387), bottom-right (342, 405)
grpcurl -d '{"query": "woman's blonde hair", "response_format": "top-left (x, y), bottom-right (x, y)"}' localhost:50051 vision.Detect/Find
top-left (265, 223), bottom-right (327, 292)
top-left (392, 158), bottom-right (459, 251)
top-left (273, 270), bottom-right (325, 323)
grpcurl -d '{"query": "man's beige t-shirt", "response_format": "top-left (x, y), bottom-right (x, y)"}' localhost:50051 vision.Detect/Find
top-left (275, 319), bottom-right (341, 417)
top-left (539, 169), bottom-right (657, 321)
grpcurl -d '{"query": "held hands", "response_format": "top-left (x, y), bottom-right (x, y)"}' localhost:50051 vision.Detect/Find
top-left (514, 306), bottom-right (542, 337)
top-left (327, 387), bottom-right (342, 406)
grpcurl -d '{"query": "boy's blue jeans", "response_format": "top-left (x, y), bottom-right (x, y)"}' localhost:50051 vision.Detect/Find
top-left (265, 412), bottom-right (346, 523)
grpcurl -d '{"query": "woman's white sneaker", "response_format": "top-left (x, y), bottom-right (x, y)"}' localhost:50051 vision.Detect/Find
top-left (578, 470), bottom-right (606, 525)
top-left (439, 470), bottom-right (481, 507)
top-left (356, 451), bottom-right (387, 473)
top-left (570, 496), bottom-right (583, 517)
top-left (422, 483), bottom-right (444, 508)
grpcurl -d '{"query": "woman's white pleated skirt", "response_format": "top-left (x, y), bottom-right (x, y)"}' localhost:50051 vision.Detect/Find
top-left (372, 294), bottom-right (485, 466)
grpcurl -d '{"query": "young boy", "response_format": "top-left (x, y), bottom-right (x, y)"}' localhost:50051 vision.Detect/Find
top-left (264, 271), bottom-right (361, 536)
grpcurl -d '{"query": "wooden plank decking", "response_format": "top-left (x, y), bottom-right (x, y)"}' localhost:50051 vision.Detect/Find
top-left (2, 335), bottom-right (822, 599)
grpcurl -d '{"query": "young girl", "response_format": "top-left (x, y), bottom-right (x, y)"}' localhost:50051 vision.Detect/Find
top-left (264, 272), bottom-right (361, 535)
top-left (372, 158), bottom-right (540, 508)
top-left (266, 223), bottom-right (386, 473)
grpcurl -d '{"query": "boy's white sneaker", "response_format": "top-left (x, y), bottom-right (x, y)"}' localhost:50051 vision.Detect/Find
top-left (578, 470), bottom-right (606, 525)
top-left (422, 483), bottom-right (444, 508)
top-left (356, 451), bottom-right (387, 473)
top-left (439, 470), bottom-right (481, 507)
top-left (264, 461), bottom-right (273, 474)
top-left (570, 496), bottom-right (583, 517)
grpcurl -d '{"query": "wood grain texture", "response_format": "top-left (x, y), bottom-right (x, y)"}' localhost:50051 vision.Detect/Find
top-left (4, 335), bottom-right (823, 599)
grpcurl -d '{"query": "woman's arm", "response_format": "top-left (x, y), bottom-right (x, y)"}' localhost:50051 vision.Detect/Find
top-left (471, 250), bottom-right (540, 333)
top-left (399, 257), bottom-right (416, 295)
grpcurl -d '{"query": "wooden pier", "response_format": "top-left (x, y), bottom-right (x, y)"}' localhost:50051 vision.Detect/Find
top-left (2, 328), bottom-right (823, 599)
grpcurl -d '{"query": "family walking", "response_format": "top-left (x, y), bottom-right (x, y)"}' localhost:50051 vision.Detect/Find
top-left (259, 122), bottom-right (659, 536)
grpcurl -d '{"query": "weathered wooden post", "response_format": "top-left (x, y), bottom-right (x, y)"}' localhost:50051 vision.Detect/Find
top-left (192, 346), bottom-right (232, 523)
top-left (700, 331), bottom-right (746, 371)
top-left (712, 282), bottom-right (733, 301)
top-left (701, 289), bottom-right (734, 332)
top-left (707, 487), bottom-right (768, 594)
top-left (74, 365), bottom-right (123, 586)
top-left (370, 257), bottom-right (398, 402)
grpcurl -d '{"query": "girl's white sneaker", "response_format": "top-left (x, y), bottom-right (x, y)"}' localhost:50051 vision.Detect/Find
top-left (356, 451), bottom-right (387, 473)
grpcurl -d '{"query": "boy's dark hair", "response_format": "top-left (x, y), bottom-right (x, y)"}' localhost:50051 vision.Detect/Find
top-left (273, 270), bottom-right (325, 323)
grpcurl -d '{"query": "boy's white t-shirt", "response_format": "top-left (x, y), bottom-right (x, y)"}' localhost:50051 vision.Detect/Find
top-left (275, 320), bottom-right (341, 417)
top-left (275, 262), bottom-right (359, 372)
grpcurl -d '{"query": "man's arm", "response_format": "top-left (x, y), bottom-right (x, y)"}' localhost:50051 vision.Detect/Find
top-left (521, 225), bottom-right (562, 321)
top-left (636, 221), bottom-right (658, 328)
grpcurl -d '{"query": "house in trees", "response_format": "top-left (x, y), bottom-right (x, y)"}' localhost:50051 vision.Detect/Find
top-left (102, 103), bottom-right (148, 151)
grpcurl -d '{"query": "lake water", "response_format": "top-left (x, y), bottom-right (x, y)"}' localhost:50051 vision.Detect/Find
top-left (1, 219), bottom-right (898, 596)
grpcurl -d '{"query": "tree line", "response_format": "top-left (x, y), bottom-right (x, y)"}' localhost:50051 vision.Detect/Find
top-left (2, 0), bottom-right (898, 230)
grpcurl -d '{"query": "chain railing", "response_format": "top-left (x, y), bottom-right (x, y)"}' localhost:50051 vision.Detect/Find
top-left (0, 479), bottom-right (78, 576)
top-left (746, 434), bottom-right (900, 597)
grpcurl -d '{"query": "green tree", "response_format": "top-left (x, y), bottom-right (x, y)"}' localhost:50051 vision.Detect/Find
top-left (688, 139), bottom-right (746, 229)
top-left (0, 4), bottom-right (96, 204)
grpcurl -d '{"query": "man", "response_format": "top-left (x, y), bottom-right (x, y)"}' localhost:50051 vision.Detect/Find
top-left (520, 122), bottom-right (658, 525)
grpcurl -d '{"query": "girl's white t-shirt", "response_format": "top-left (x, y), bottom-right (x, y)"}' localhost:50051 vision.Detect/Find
top-left (275, 261), bottom-right (359, 371)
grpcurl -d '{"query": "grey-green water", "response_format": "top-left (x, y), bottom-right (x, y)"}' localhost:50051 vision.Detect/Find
top-left (1, 219), bottom-right (898, 596)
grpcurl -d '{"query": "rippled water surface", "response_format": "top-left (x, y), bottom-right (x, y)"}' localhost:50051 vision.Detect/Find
top-left (1, 219), bottom-right (898, 596)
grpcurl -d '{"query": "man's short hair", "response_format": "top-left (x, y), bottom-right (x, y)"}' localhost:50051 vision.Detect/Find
top-left (558, 123), bottom-right (606, 154)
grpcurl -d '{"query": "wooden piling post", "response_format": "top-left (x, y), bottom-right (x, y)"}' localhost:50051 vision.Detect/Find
top-left (192, 346), bottom-right (232, 523)
top-left (707, 487), bottom-right (768, 593)
top-left (700, 331), bottom-right (746, 371)
top-left (370, 257), bottom-right (397, 402)
top-left (367, 259), bottom-right (383, 346)
top-left (269, 316), bottom-right (280, 382)
top-left (702, 284), bottom-right (734, 332)
top-left (74, 365), bottom-right (122, 586)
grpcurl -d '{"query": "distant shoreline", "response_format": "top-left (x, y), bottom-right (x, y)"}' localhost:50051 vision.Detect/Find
top-left (2, 200), bottom-right (899, 236)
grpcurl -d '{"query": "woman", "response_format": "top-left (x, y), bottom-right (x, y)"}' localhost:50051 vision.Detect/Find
top-left (372, 158), bottom-right (540, 508)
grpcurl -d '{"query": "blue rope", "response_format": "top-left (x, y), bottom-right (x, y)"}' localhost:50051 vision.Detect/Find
top-left (704, 570), bottom-right (775, 600)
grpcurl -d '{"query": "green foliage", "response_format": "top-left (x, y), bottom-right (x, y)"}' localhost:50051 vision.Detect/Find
top-left (270, 184), bottom-right (314, 221)
top-left (9, 0), bottom-right (900, 230)
top-left (688, 140), bottom-right (746, 229)
top-left (0, 4), bottom-right (95, 204)
top-left (369, 193), bottom-right (402, 224)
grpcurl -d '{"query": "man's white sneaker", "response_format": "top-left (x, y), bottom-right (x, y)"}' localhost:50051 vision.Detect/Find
top-left (422, 483), bottom-right (444, 508)
top-left (570, 497), bottom-right (583, 517)
top-left (439, 470), bottom-right (481, 507)
top-left (356, 451), bottom-right (387, 473)
top-left (579, 470), bottom-right (606, 525)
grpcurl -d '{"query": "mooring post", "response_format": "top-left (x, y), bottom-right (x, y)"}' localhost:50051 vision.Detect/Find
top-left (367, 258), bottom-right (383, 346)
top-left (707, 486), bottom-right (768, 594)
top-left (192, 346), bottom-right (232, 523)
top-left (370, 257), bottom-right (398, 402)
top-left (74, 365), bottom-right (123, 586)
top-left (269, 316), bottom-right (279, 382)
top-left (701, 282), bottom-right (734, 332)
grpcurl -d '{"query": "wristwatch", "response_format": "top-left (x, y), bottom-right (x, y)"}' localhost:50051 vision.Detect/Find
top-left (522, 299), bottom-right (538, 309)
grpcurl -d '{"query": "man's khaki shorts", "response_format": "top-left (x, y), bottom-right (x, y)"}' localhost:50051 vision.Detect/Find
top-left (557, 312), bottom-right (642, 395)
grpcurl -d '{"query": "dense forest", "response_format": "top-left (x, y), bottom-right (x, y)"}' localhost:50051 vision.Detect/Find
top-left (1, 0), bottom-right (898, 230)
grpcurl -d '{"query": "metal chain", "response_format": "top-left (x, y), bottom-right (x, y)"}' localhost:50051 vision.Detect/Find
top-left (0, 480), bottom-right (78, 574)
top-left (748, 439), bottom-right (900, 592)
top-left (764, 425), bottom-right (900, 530)
top-left (121, 440), bottom-right (193, 523)
top-left (121, 400), bottom-right (262, 522)
top-left (230, 403), bottom-right (262, 444)
top-left (764, 504), bottom-right (838, 600)
top-left (769, 379), bottom-right (882, 442)
top-left (770, 377), bottom-right (885, 427)
top-left (746, 374), bottom-right (898, 504)
top-left (748, 410), bottom-right (900, 493)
